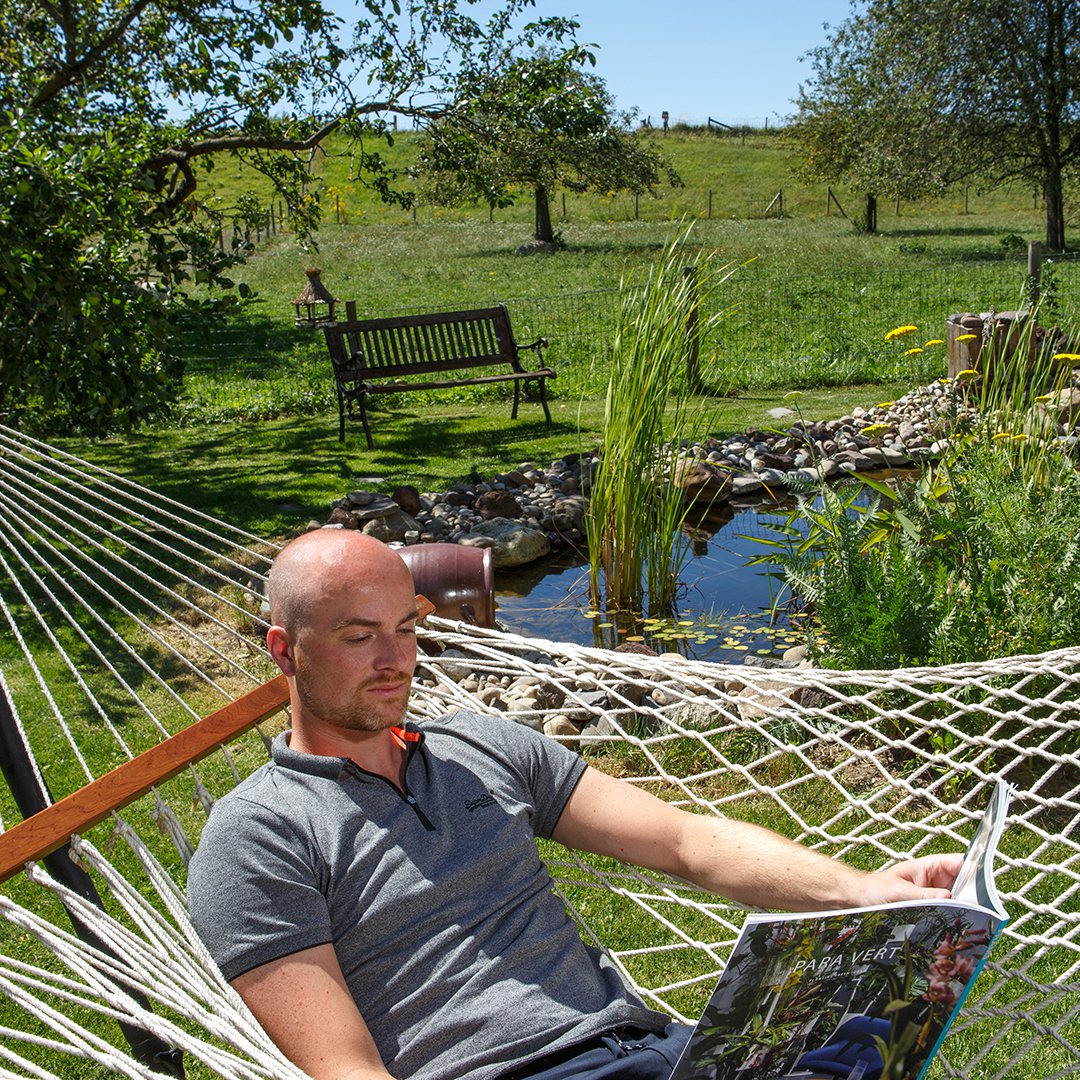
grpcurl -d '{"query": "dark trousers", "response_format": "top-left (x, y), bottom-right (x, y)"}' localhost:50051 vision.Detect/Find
top-left (500, 1023), bottom-right (694, 1080)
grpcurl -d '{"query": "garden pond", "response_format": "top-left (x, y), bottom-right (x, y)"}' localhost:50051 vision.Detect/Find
top-left (493, 493), bottom-right (810, 664)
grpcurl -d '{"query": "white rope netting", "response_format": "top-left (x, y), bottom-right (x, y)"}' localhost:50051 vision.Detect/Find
top-left (0, 424), bottom-right (1077, 1079)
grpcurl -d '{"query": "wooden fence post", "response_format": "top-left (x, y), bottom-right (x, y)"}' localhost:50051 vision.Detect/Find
top-left (1027, 241), bottom-right (1043, 309)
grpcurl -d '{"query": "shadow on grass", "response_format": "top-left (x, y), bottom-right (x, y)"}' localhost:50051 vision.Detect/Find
top-left (68, 407), bottom-right (584, 540)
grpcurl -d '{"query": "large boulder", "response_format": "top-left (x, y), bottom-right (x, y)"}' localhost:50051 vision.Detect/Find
top-left (670, 458), bottom-right (733, 506)
top-left (458, 518), bottom-right (551, 568)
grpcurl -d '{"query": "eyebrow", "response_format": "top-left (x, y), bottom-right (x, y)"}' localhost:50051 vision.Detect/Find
top-left (330, 608), bottom-right (420, 632)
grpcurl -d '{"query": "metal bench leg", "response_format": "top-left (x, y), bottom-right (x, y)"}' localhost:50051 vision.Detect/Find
top-left (511, 381), bottom-right (521, 420)
top-left (337, 389), bottom-right (347, 442)
top-left (359, 394), bottom-right (375, 450)
top-left (538, 377), bottom-right (552, 426)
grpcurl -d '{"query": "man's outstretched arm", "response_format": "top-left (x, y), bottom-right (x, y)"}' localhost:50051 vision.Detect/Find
top-left (231, 944), bottom-right (394, 1080)
top-left (552, 765), bottom-right (961, 911)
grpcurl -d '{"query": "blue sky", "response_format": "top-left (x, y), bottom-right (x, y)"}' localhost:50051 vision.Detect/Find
top-left (559, 1), bottom-right (855, 126)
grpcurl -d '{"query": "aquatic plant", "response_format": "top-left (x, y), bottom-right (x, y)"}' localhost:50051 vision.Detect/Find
top-left (585, 229), bottom-right (733, 616)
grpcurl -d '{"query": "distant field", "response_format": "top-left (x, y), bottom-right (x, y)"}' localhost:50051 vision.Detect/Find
top-left (203, 128), bottom-right (1047, 244)
top-left (175, 127), bottom-right (1071, 434)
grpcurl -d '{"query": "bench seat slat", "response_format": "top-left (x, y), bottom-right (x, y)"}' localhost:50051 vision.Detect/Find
top-left (363, 368), bottom-right (556, 394)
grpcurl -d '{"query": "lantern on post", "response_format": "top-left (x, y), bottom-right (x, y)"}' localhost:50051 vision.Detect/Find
top-left (293, 267), bottom-right (338, 326)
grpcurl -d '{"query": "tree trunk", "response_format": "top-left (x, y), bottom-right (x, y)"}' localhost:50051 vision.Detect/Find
top-left (864, 192), bottom-right (878, 235)
top-left (534, 185), bottom-right (554, 244)
top-left (1044, 164), bottom-right (1066, 252)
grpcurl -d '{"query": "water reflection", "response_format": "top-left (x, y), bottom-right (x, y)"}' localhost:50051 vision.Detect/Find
top-left (494, 492), bottom-right (807, 664)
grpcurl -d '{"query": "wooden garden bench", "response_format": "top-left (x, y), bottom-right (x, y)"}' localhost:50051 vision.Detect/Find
top-left (322, 303), bottom-right (555, 447)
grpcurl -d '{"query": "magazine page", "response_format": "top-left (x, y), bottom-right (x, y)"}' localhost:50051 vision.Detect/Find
top-left (669, 781), bottom-right (1011, 1080)
top-left (949, 778), bottom-right (1011, 917)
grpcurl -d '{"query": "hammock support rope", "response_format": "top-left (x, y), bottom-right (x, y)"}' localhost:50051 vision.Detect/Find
top-left (0, 424), bottom-right (1077, 1079)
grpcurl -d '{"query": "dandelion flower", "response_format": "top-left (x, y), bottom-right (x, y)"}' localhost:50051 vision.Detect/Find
top-left (924, 339), bottom-right (945, 347)
top-left (885, 324), bottom-right (919, 341)
top-left (955, 333), bottom-right (978, 343)
top-left (904, 347), bottom-right (924, 356)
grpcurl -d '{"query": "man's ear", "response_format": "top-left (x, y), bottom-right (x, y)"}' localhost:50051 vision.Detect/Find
top-left (266, 625), bottom-right (296, 676)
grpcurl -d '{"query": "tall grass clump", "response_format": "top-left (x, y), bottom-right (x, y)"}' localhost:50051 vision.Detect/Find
top-left (585, 231), bottom-right (732, 617)
top-left (755, 306), bottom-right (1080, 668)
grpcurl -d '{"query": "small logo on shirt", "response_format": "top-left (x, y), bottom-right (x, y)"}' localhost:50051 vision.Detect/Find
top-left (465, 792), bottom-right (497, 812)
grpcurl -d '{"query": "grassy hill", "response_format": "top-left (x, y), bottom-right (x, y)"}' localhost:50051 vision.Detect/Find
top-left (192, 126), bottom-right (1052, 333)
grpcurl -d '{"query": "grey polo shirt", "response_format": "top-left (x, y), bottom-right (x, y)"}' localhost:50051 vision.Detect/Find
top-left (187, 710), bottom-right (668, 1080)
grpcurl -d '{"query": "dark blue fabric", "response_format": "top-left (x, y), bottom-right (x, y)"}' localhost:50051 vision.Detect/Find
top-left (501, 1023), bottom-right (694, 1080)
top-left (794, 1015), bottom-right (888, 1080)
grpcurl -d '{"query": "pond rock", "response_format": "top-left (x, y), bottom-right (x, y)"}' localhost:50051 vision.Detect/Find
top-left (458, 518), bottom-right (551, 568)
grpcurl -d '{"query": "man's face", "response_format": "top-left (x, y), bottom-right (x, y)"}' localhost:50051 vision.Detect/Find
top-left (287, 561), bottom-right (419, 733)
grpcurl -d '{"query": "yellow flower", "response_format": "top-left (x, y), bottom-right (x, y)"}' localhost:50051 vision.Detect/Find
top-left (862, 423), bottom-right (891, 437)
top-left (1034, 394), bottom-right (1054, 403)
top-left (955, 333), bottom-right (978, 343)
top-left (924, 339), bottom-right (945, 347)
top-left (955, 368), bottom-right (981, 383)
top-left (1053, 352), bottom-right (1080, 362)
top-left (1011, 433), bottom-right (1029, 442)
top-left (784, 390), bottom-right (803, 399)
top-left (992, 432), bottom-right (1012, 441)
top-left (904, 347), bottom-right (924, 356)
top-left (876, 401), bottom-right (895, 408)
top-left (884, 324), bottom-right (919, 341)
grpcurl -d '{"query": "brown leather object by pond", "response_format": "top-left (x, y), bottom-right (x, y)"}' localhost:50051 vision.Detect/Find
top-left (399, 543), bottom-right (496, 628)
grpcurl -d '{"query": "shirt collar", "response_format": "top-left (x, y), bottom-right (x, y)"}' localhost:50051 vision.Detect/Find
top-left (270, 724), bottom-right (424, 779)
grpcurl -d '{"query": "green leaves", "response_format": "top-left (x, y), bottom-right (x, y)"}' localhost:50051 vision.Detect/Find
top-left (412, 43), bottom-right (680, 243)
top-left (0, 0), bottom-right (582, 433)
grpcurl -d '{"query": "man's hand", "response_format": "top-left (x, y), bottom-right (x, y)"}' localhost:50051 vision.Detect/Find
top-left (856, 853), bottom-right (964, 907)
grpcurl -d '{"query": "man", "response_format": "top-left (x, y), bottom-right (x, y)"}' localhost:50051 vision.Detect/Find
top-left (187, 530), bottom-right (961, 1080)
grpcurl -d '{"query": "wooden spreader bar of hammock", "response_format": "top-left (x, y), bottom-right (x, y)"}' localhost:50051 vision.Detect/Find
top-left (0, 674), bottom-right (290, 884)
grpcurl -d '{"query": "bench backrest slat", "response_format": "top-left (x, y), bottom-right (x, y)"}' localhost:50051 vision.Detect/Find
top-left (324, 307), bottom-right (520, 384)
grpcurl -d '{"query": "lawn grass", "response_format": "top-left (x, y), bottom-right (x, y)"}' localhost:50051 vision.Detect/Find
top-left (68, 384), bottom-right (912, 539)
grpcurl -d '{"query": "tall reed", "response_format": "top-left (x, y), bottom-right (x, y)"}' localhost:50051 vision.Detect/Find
top-left (956, 305), bottom-right (1076, 480)
top-left (585, 231), bottom-right (732, 616)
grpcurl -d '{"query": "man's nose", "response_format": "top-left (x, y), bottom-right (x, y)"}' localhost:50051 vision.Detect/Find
top-left (374, 633), bottom-right (411, 669)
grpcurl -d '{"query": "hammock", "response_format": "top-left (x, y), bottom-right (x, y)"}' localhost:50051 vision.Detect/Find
top-left (0, 423), bottom-right (1077, 1079)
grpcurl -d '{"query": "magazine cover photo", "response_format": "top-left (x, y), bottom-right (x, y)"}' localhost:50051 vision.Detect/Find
top-left (670, 903), bottom-right (1000, 1080)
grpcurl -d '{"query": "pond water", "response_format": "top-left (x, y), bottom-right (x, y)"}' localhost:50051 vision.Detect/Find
top-left (493, 494), bottom-right (809, 665)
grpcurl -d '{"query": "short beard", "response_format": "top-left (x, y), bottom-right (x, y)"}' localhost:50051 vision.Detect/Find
top-left (292, 665), bottom-right (411, 733)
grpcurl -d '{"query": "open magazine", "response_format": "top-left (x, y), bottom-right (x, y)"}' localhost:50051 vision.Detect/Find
top-left (669, 780), bottom-right (1012, 1080)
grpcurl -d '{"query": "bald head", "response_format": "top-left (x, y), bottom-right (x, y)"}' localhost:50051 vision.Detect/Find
top-left (269, 530), bottom-right (414, 637)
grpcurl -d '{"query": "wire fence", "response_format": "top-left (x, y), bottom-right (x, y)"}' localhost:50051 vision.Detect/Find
top-left (168, 256), bottom-right (1080, 424)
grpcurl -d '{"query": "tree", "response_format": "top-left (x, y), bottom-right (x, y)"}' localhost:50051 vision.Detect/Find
top-left (412, 48), bottom-right (681, 246)
top-left (792, 0), bottom-right (1080, 249)
top-left (0, 0), bottom-right (582, 432)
